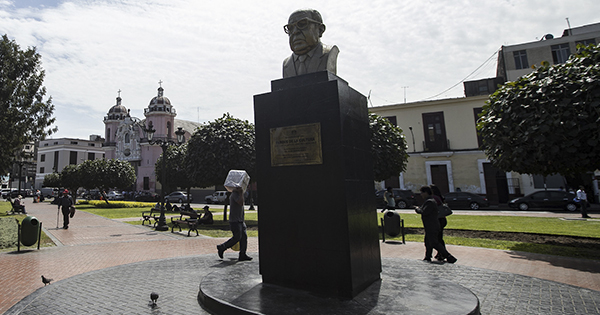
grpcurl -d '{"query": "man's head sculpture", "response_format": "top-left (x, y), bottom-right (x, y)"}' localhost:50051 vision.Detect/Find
top-left (282, 9), bottom-right (338, 78)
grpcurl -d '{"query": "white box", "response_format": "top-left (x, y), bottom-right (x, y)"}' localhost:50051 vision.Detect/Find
top-left (224, 170), bottom-right (250, 192)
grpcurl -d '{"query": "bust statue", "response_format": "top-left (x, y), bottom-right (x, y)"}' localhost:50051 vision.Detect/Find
top-left (282, 9), bottom-right (339, 78)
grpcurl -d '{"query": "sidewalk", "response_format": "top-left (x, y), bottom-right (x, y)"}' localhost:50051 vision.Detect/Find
top-left (1, 201), bottom-right (600, 314)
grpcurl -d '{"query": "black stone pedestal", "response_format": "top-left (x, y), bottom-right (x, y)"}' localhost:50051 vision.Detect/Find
top-left (253, 71), bottom-right (381, 299)
top-left (198, 260), bottom-right (481, 315)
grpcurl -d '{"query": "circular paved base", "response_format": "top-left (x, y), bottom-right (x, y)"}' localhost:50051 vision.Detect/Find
top-left (199, 261), bottom-right (480, 315)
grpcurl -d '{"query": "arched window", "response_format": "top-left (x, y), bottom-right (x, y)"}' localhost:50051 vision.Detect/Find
top-left (125, 133), bottom-right (130, 143)
top-left (107, 128), bottom-right (111, 142)
top-left (167, 122), bottom-right (172, 139)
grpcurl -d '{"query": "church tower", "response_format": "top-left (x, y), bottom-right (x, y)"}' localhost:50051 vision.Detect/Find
top-left (103, 91), bottom-right (128, 160)
top-left (137, 83), bottom-right (178, 192)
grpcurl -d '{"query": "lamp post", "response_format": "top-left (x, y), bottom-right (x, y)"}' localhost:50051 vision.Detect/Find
top-left (144, 121), bottom-right (186, 231)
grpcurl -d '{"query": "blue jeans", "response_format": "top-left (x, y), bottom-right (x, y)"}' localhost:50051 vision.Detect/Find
top-left (222, 222), bottom-right (248, 255)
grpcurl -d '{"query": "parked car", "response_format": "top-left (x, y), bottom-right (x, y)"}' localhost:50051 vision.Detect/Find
top-left (106, 191), bottom-right (125, 201)
top-left (165, 191), bottom-right (192, 203)
top-left (204, 191), bottom-right (228, 204)
top-left (41, 187), bottom-right (59, 199)
top-left (375, 189), bottom-right (416, 209)
top-left (1, 189), bottom-right (15, 199)
top-left (135, 191), bottom-right (160, 202)
top-left (508, 190), bottom-right (579, 211)
top-left (444, 192), bottom-right (490, 210)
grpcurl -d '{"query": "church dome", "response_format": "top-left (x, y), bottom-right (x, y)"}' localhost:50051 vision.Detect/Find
top-left (109, 103), bottom-right (128, 114)
top-left (105, 96), bottom-right (129, 121)
top-left (148, 87), bottom-right (171, 106)
top-left (145, 85), bottom-right (176, 116)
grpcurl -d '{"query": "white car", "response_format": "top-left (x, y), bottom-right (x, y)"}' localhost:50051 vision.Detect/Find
top-left (204, 191), bottom-right (228, 204)
top-left (106, 191), bottom-right (124, 200)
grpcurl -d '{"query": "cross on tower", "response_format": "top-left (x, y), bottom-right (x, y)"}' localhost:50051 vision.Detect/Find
top-left (117, 89), bottom-right (122, 97)
top-left (158, 80), bottom-right (163, 87)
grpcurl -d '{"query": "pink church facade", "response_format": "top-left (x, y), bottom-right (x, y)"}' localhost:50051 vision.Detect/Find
top-left (103, 86), bottom-right (199, 193)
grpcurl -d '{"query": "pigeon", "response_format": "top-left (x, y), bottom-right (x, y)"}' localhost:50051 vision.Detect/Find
top-left (150, 292), bottom-right (159, 306)
top-left (41, 275), bottom-right (53, 286)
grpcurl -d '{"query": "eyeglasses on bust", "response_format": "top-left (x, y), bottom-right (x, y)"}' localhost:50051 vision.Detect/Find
top-left (284, 17), bottom-right (322, 34)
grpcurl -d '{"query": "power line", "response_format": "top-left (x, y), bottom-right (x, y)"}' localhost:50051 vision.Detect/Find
top-left (425, 49), bottom-right (500, 100)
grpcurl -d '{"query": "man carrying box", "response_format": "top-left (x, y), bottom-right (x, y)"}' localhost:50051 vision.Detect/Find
top-left (217, 170), bottom-right (253, 261)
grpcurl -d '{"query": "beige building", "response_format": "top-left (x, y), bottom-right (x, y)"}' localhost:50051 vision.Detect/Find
top-left (35, 136), bottom-right (106, 189)
top-left (370, 95), bottom-right (521, 204)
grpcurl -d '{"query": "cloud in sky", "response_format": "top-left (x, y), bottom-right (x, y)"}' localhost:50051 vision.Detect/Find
top-left (1, 0), bottom-right (599, 139)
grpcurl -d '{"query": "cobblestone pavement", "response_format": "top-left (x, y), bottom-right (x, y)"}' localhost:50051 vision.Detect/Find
top-left (1, 201), bottom-right (600, 314)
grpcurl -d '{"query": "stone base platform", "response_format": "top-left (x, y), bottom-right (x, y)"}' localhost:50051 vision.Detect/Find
top-left (198, 260), bottom-right (480, 315)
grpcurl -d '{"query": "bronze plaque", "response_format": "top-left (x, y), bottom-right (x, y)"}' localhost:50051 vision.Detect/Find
top-left (270, 123), bottom-right (323, 166)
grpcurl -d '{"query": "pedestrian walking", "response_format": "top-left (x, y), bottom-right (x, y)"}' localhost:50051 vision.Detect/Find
top-left (577, 186), bottom-right (591, 218)
top-left (415, 186), bottom-right (457, 264)
top-left (58, 189), bottom-right (74, 229)
top-left (217, 187), bottom-right (252, 261)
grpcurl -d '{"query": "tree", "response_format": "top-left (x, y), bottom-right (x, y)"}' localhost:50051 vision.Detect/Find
top-left (0, 34), bottom-right (57, 175)
top-left (61, 164), bottom-right (80, 201)
top-left (186, 113), bottom-right (255, 220)
top-left (79, 159), bottom-right (136, 192)
top-left (369, 113), bottom-right (409, 181)
top-left (186, 113), bottom-right (256, 187)
top-left (478, 43), bottom-right (600, 177)
top-left (155, 143), bottom-right (194, 204)
top-left (42, 172), bottom-right (61, 188)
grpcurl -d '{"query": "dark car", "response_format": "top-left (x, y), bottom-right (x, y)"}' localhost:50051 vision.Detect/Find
top-left (375, 189), bottom-right (416, 209)
top-left (444, 192), bottom-right (490, 210)
top-left (508, 190), bottom-right (579, 211)
top-left (164, 191), bottom-right (192, 203)
top-left (135, 191), bottom-right (160, 202)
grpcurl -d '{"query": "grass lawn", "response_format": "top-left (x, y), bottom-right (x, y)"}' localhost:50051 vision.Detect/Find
top-left (381, 213), bottom-right (600, 238)
top-left (3, 200), bottom-right (599, 260)
top-left (0, 202), bottom-right (56, 252)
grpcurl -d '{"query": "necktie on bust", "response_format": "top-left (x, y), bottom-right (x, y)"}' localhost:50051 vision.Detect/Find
top-left (297, 55), bottom-right (307, 75)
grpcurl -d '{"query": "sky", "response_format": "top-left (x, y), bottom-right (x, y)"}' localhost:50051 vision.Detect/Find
top-left (1, 0), bottom-right (599, 139)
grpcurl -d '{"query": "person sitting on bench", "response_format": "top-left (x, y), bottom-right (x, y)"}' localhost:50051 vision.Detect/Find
top-left (13, 195), bottom-right (26, 214)
top-left (198, 205), bottom-right (213, 224)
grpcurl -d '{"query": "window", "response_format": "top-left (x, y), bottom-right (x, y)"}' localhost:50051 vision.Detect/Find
top-left (44, 143), bottom-right (48, 146)
top-left (40, 167), bottom-right (45, 173)
top-left (551, 43), bottom-right (571, 64)
top-left (473, 108), bottom-right (483, 148)
top-left (107, 128), bottom-right (111, 142)
top-left (576, 38), bottom-right (596, 46)
top-left (167, 122), bottom-right (172, 139)
top-left (69, 151), bottom-right (78, 165)
top-left (71, 141), bottom-right (78, 145)
top-left (125, 133), bottom-right (130, 143)
top-left (144, 177), bottom-right (150, 190)
top-left (53, 151), bottom-right (59, 171)
top-left (422, 112), bottom-right (448, 152)
top-left (88, 143), bottom-right (95, 147)
top-left (40, 154), bottom-right (46, 162)
top-left (88, 152), bottom-right (95, 160)
top-left (384, 116), bottom-right (397, 126)
top-left (513, 50), bottom-right (529, 69)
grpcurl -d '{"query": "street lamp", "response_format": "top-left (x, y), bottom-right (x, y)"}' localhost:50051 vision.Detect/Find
top-left (144, 121), bottom-right (186, 231)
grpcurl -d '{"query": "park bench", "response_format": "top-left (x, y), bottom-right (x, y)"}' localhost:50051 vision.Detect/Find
top-left (171, 210), bottom-right (200, 236)
top-left (7, 199), bottom-right (26, 215)
top-left (141, 208), bottom-right (163, 226)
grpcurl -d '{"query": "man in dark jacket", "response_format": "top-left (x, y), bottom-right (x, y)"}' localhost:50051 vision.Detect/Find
top-left (415, 186), bottom-right (457, 263)
top-left (58, 189), bottom-right (74, 229)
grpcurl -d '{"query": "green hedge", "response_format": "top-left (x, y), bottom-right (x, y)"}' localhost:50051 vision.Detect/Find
top-left (76, 200), bottom-right (156, 208)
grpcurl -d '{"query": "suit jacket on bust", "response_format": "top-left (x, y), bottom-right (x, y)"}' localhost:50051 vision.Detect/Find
top-left (282, 43), bottom-right (339, 78)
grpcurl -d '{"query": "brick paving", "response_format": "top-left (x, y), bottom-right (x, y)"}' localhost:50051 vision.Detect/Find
top-left (1, 200), bottom-right (599, 314)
